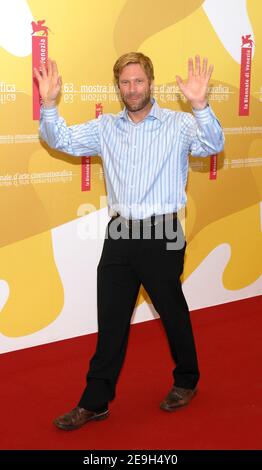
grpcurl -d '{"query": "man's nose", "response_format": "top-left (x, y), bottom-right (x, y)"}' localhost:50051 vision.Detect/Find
top-left (129, 82), bottom-right (137, 93)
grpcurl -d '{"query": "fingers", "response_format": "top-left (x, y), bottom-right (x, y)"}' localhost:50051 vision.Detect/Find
top-left (195, 55), bottom-right (200, 75)
top-left (37, 62), bottom-right (47, 84)
top-left (47, 58), bottom-right (52, 78)
top-left (34, 58), bottom-right (60, 84)
top-left (34, 61), bottom-right (48, 81)
top-left (33, 67), bottom-right (42, 82)
top-left (202, 57), bottom-right (208, 75)
top-left (207, 63), bottom-right (214, 80)
top-left (52, 60), bottom-right (59, 79)
top-left (37, 58), bottom-right (58, 78)
top-left (202, 57), bottom-right (214, 79)
top-left (189, 55), bottom-right (213, 78)
top-left (176, 75), bottom-right (185, 93)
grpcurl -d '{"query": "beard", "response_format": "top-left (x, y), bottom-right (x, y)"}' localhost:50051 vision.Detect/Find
top-left (121, 89), bottom-right (151, 112)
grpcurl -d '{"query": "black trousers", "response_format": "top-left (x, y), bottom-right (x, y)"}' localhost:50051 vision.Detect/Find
top-left (78, 216), bottom-right (199, 411)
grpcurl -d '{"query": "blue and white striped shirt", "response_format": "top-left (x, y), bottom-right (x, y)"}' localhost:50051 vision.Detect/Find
top-left (40, 99), bottom-right (224, 219)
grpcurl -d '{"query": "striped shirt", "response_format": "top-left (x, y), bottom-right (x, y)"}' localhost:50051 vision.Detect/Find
top-left (40, 99), bottom-right (224, 219)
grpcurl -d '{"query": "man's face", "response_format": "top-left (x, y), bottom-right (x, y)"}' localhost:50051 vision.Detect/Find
top-left (118, 63), bottom-right (152, 112)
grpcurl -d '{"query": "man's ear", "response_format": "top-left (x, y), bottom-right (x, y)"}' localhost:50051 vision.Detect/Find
top-left (150, 80), bottom-right (154, 92)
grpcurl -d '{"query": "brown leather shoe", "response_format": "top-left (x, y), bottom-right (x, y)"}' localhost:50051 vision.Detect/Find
top-left (160, 386), bottom-right (197, 412)
top-left (53, 406), bottom-right (109, 430)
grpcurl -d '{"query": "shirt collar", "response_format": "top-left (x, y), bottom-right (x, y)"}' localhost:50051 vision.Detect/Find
top-left (117, 98), bottom-right (163, 123)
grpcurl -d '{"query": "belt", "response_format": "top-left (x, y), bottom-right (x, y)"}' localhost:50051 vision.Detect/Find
top-left (112, 212), bottom-right (177, 228)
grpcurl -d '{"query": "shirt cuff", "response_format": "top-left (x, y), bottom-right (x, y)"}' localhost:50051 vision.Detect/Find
top-left (40, 105), bottom-right (59, 121)
top-left (192, 104), bottom-right (214, 125)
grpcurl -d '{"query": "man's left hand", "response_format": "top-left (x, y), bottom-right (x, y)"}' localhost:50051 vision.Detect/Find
top-left (176, 55), bottom-right (213, 110)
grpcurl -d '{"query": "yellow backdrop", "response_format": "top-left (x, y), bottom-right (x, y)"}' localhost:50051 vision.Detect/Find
top-left (0, 0), bottom-right (261, 352)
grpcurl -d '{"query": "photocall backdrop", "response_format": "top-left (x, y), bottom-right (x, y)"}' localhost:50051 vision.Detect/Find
top-left (0, 0), bottom-right (261, 353)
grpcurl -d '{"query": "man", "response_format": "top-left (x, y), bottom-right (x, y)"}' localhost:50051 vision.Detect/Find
top-left (34, 52), bottom-right (224, 431)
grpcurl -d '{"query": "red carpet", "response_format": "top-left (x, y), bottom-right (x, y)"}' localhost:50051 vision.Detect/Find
top-left (1, 296), bottom-right (261, 450)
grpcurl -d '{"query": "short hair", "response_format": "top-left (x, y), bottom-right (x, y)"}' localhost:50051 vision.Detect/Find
top-left (113, 52), bottom-right (154, 86)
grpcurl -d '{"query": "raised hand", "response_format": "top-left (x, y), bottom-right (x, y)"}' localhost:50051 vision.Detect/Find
top-left (33, 58), bottom-right (62, 108)
top-left (176, 55), bottom-right (213, 110)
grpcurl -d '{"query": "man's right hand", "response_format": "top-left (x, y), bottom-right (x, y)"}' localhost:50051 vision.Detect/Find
top-left (34, 58), bottom-right (62, 108)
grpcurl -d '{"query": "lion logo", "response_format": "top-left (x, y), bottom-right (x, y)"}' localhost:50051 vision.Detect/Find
top-left (31, 20), bottom-right (50, 36)
top-left (241, 34), bottom-right (254, 48)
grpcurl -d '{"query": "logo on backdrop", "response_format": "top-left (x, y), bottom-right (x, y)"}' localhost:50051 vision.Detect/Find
top-left (31, 20), bottom-right (50, 36)
top-left (32, 20), bottom-right (49, 120)
top-left (239, 34), bottom-right (254, 116)
top-left (81, 103), bottom-right (103, 191)
top-left (209, 154), bottom-right (217, 180)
